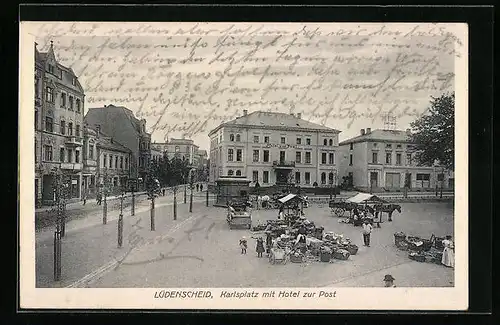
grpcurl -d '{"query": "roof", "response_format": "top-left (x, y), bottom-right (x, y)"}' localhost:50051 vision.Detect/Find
top-left (339, 129), bottom-right (411, 145)
top-left (215, 177), bottom-right (252, 183)
top-left (347, 193), bottom-right (387, 204)
top-left (168, 138), bottom-right (196, 145)
top-left (208, 111), bottom-right (340, 136)
top-left (97, 136), bottom-right (132, 153)
top-left (278, 193), bottom-right (305, 204)
top-left (85, 105), bottom-right (147, 137)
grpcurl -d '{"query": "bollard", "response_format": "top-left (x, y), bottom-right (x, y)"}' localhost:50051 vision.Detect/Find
top-left (118, 214), bottom-right (123, 248)
top-left (173, 191), bottom-right (177, 220)
top-left (184, 185), bottom-right (187, 204)
top-left (103, 196), bottom-right (107, 225)
top-left (131, 189), bottom-right (135, 216)
top-left (206, 189), bottom-right (209, 207)
top-left (150, 198), bottom-right (155, 231)
top-left (53, 230), bottom-right (61, 281)
top-left (189, 186), bottom-right (193, 213)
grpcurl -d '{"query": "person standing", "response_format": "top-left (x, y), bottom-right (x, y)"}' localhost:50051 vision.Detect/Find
top-left (200, 183), bottom-right (203, 191)
top-left (196, 183), bottom-right (199, 192)
top-left (82, 187), bottom-right (87, 205)
top-left (96, 191), bottom-right (102, 205)
top-left (441, 235), bottom-right (455, 268)
top-left (362, 219), bottom-right (373, 247)
top-left (256, 195), bottom-right (262, 210)
top-left (383, 274), bottom-right (396, 287)
top-left (239, 236), bottom-right (248, 254)
top-left (256, 237), bottom-right (265, 258)
top-left (265, 231), bottom-right (273, 256)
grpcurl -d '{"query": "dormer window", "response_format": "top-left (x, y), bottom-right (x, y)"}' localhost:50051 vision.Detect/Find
top-left (72, 77), bottom-right (76, 86)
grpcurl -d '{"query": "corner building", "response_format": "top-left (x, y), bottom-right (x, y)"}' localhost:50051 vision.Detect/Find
top-left (208, 110), bottom-right (341, 188)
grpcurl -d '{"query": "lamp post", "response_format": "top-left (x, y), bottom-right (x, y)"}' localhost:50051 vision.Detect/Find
top-left (440, 167), bottom-right (444, 199)
top-left (102, 168), bottom-right (108, 225)
top-left (189, 167), bottom-right (196, 213)
top-left (118, 190), bottom-right (124, 248)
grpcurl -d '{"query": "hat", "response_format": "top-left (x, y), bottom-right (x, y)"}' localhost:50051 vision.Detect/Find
top-left (242, 236), bottom-right (246, 240)
top-left (384, 274), bottom-right (395, 282)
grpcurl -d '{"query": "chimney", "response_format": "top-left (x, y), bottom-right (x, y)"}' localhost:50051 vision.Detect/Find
top-left (366, 128), bottom-right (371, 134)
top-left (243, 110), bottom-right (248, 116)
top-left (297, 112), bottom-right (302, 119)
top-left (360, 129), bottom-right (365, 135)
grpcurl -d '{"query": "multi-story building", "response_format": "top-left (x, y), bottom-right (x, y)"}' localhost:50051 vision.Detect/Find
top-left (84, 104), bottom-right (151, 189)
top-left (208, 110), bottom-right (341, 188)
top-left (151, 138), bottom-right (199, 166)
top-left (81, 125), bottom-right (98, 197)
top-left (35, 41), bottom-right (86, 204)
top-left (338, 128), bottom-right (454, 192)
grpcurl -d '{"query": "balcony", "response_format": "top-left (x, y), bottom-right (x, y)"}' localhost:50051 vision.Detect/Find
top-left (65, 136), bottom-right (83, 147)
top-left (60, 163), bottom-right (82, 171)
top-left (272, 160), bottom-right (295, 169)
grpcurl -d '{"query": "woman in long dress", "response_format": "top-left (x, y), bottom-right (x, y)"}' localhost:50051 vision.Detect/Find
top-left (441, 235), bottom-right (455, 268)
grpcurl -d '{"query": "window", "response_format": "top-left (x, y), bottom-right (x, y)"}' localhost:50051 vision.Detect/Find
top-left (397, 144), bottom-right (402, 149)
top-left (125, 157), bottom-right (128, 169)
top-left (396, 153), bottom-right (402, 165)
top-left (46, 87), bottom-right (54, 102)
top-left (305, 172), bottom-right (311, 184)
top-left (281, 137), bottom-right (285, 144)
top-left (60, 120), bottom-right (66, 135)
top-left (68, 122), bottom-right (73, 136)
top-left (236, 134), bottom-right (241, 142)
top-left (228, 170), bottom-right (234, 176)
top-left (305, 152), bottom-right (311, 164)
top-left (76, 124), bottom-right (80, 137)
top-left (373, 143), bottom-right (378, 147)
top-left (295, 172), bottom-right (301, 184)
top-left (296, 137), bottom-right (302, 145)
top-left (120, 157), bottom-right (124, 169)
top-left (323, 139), bottom-right (327, 146)
top-left (236, 149), bottom-right (242, 161)
top-left (44, 145), bottom-right (52, 161)
top-left (372, 152), bottom-right (378, 164)
top-left (227, 149), bottom-right (234, 161)
top-left (438, 173), bottom-right (444, 181)
top-left (263, 150), bottom-right (269, 162)
top-left (88, 144), bottom-right (94, 159)
top-left (416, 173), bottom-right (431, 188)
top-left (103, 154), bottom-right (107, 168)
top-left (329, 172), bottom-right (334, 184)
top-left (253, 150), bottom-right (259, 162)
top-left (321, 172), bottom-right (326, 184)
top-left (69, 96), bottom-right (74, 110)
top-left (295, 151), bottom-right (301, 163)
top-left (350, 143), bottom-right (353, 150)
top-left (109, 154), bottom-right (113, 168)
top-left (45, 117), bottom-right (53, 132)
top-left (306, 138), bottom-right (311, 145)
top-left (406, 153), bottom-right (412, 165)
top-left (230, 134), bottom-right (235, 141)
top-left (236, 170), bottom-right (242, 176)
top-left (385, 152), bottom-right (392, 164)
top-left (329, 139), bottom-right (333, 146)
top-left (264, 136), bottom-right (269, 143)
top-left (115, 156), bottom-right (118, 169)
top-left (321, 153), bottom-right (327, 164)
top-left (72, 77), bottom-right (76, 86)
top-left (60, 93), bottom-right (66, 107)
top-left (75, 150), bottom-right (80, 163)
top-left (263, 171), bottom-right (269, 183)
top-left (253, 136), bottom-right (259, 143)
top-left (349, 154), bottom-right (353, 165)
top-left (59, 148), bottom-right (65, 162)
top-left (67, 149), bottom-right (72, 163)
top-left (252, 171), bottom-right (258, 182)
top-left (329, 152), bottom-right (334, 164)
top-left (386, 144), bottom-right (392, 148)
top-left (76, 99), bottom-right (81, 112)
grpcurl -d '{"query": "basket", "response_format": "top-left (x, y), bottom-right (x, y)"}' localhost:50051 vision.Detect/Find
top-left (346, 244), bottom-right (359, 255)
top-left (408, 252), bottom-right (426, 262)
top-left (333, 249), bottom-right (350, 260)
top-left (320, 251), bottom-right (331, 262)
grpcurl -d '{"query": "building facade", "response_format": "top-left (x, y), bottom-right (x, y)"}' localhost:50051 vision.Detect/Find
top-left (338, 128), bottom-right (454, 192)
top-left (84, 104), bottom-right (151, 189)
top-left (151, 148), bottom-right (163, 164)
top-left (35, 42), bottom-right (86, 204)
top-left (208, 110), bottom-right (341, 188)
top-left (151, 138), bottom-right (199, 166)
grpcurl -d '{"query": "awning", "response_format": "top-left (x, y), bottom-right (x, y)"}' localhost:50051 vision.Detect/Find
top-left (347, 193), bottom-right (386, 204)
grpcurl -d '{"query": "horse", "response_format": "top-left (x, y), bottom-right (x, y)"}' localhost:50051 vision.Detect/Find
top-left (374, 204), bottom-right (402, 222)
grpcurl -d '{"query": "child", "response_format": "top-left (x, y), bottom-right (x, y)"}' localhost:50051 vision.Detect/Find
top-left (256, 237), bottom-right (265, 258)
top-left (239, 236), bottom-right (248, 254)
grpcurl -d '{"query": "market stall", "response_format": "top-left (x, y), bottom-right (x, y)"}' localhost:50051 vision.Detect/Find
top-left (394, 232), bottom-right (448, 265)
top-left (337, 193), bottom-right (387, 226)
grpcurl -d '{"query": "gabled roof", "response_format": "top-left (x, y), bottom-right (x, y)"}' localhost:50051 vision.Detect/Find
top-left (97, 135), bottom-right (132, 153)
top-left (339, 129), bottom-right (412, 145)
top-left (208, 111), bottom-right (340, 135)
top-left (85, 105), bottom-right (146, 137)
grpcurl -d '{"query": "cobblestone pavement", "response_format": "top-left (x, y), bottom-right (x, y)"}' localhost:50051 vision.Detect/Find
top-left (74, 201), bottom-right (455, 288)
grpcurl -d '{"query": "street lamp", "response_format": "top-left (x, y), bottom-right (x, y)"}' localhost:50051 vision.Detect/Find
top-left (189, 167), bottom-right (196, 213)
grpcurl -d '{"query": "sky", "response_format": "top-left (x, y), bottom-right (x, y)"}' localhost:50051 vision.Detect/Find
top-left (25, 22), bottom-right (462, 151)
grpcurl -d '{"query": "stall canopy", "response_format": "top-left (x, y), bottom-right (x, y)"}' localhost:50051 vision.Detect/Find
top-left (347, 193), bottom-right (387, 204)
top-left (278, 193), bottom-right (305, 204)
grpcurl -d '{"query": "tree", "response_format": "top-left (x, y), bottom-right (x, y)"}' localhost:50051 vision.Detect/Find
top-left (410, 93), bottom-right (455, 170)
top-left (146, 160), bottom-right (161, 231)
